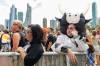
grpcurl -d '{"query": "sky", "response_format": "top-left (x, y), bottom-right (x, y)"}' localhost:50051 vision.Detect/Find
top-left (0, 0), bottom-right (100, 27)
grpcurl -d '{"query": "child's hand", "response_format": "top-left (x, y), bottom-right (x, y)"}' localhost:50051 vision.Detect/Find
top-left (71, 30), bottom-right (78, 37)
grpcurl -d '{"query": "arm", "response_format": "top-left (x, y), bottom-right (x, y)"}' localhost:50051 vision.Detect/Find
top-left (72, 36), bottom-right (89, 51)
top-left (51, 35), bottom-right (77, 64)
top-left (51, 35), bottom-right (66, 53)
top-left (17, 47), bottom-right (26, 59)
top-left (51, 35), bottom-right (71, 53)
top-left (12, 33), bottom-right (21, 51)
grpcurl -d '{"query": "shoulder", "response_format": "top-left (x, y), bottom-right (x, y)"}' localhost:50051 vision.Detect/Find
top-left (56, 34), bottom-right (69, 43)
top-left (28, 44), bottom-right (44, 53)
top-left (12, 32), bottom-right (21, 39)
top-left (13, 32), bottom-right (20, 36)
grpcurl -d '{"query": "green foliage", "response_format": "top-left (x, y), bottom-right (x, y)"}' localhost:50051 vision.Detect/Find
top-left (96, 25), bottom-right (100, 29)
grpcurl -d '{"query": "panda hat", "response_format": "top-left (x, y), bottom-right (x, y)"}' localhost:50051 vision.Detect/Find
top-left (56, 13), bottom-right (91, 39)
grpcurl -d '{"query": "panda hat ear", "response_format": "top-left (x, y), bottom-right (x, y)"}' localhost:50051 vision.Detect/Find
top-left (85, 19), bottom-right (91, 24)
top-left (55, 13), bottom-right (69, 35)
top-left (80, 13), bottom-right (91, 23)
top-left (55, 17), bottom-right (61, 22)
top-left (62, 13), bottom-right (67, 20)
top-left (55, 13), bottom-right (66, 22)
top-left (55, 13), bottom-right (69, 26)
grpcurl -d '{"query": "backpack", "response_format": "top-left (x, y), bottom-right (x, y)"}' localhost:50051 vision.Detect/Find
top-left (0, 33), bottom-right (11, 52)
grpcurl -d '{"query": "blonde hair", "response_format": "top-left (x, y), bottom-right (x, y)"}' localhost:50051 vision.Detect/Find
top-left (12, 20), bottom-right (23, 30)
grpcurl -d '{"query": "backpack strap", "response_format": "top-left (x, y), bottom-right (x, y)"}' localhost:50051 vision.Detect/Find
top-left (0, 33), bottom-right (4, 44)
top-left (19, 32), bottom-right (27, 47)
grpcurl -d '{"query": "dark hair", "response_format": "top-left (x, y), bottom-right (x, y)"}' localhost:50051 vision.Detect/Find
top-left (30, 24), bottom-right (43, 44)
top-left (28, 24), bottom-right (34, 28)
top-left (88, 44), bottom-right (95, 53)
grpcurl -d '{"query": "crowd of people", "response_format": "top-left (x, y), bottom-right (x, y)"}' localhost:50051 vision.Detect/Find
top-left (0, 13), bottom-right (100, 66)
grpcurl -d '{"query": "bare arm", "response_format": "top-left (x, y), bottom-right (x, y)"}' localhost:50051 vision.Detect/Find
top-left (12, 33), bottom-right (21, 51)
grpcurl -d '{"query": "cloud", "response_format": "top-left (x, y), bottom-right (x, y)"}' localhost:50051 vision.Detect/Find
top-left (0, 0), bottom-right (99, 27)
top-left (0, 0), bottom-right (12, 6)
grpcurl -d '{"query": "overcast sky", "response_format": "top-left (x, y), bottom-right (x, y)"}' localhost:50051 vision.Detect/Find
top-left (0, 0), bottom-right (100, 27)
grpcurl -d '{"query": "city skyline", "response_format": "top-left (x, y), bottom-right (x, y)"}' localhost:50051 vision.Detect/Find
top-left (0, 0), bottom-right (100, 27)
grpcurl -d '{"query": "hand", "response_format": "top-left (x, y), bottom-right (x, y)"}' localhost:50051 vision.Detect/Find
top-left (71, 30), bottom-right (78, 37)
top-left (48, 42), bottom-right (52, 49)
top-left (16, 47), bottom-right (25, 53)
top-left (67, 49), bottom-right (78, 64)
top-left (16, 47), bottom-right (26, 59)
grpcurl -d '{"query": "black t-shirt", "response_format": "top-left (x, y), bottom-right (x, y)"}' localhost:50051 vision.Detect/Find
top-left (24, 43), bottom-right (44, 66)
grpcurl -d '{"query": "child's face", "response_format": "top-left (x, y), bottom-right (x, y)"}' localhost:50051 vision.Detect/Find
top-left (66, 24), bottom-right (78, 37)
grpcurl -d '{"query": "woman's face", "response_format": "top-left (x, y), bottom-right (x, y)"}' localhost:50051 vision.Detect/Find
top-left (66, 24), bottom-right (77, 37)
top-left (11, 22), bottom-right (21, 32)
top-left (26, 28), bottom-right (33, 42)
top-left (11, 23), bottom-right (18, 32)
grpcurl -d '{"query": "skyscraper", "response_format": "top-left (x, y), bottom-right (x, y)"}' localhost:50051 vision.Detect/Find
top-left (0, 24), bottom-right (4, 31)
top-left (92, 2), bottom-right (97, 27)
top-left (43, 18), bottom-right (47, 28)
top-left (9, 5), bottom-right (17, 29)
top-left (5, 19), bottom-right (9, 29)
top-left (18, 12), bottom-right (23, 22)
top-left (50, 19), bottom-right (57, 30)
top-left (23, 4), bottom-right (32, 27)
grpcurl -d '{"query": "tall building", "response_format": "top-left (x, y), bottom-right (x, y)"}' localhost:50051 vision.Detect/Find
top-left (0, 24), bottom-right (5, 31)
top-left (50, 19), bottom-right (57, 30)
top-left (23, 4), bottom-right (32, 27)
top-left (43, 18), bottom-right (47, 28)
top-left (18, 12), bottom-right (23, 22)
top-left (9, 5), bottom-right (17, 29)
top-left (92, 2), bottom-right (97, 27)
top-left (5, 19), bottom-right (9, 29)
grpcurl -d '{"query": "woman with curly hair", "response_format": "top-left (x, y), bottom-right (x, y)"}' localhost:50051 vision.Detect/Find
top-left (17, 24), bottom-right (44, 66)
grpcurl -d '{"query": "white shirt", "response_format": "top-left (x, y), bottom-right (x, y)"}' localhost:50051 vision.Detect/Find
top-left (51, 34), bottom-right (89, 53)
